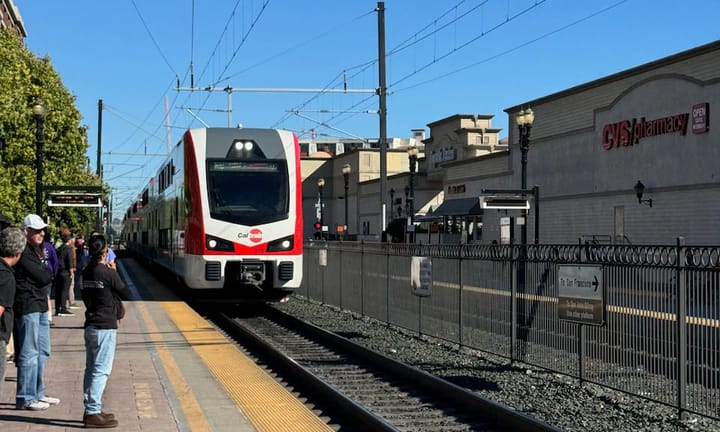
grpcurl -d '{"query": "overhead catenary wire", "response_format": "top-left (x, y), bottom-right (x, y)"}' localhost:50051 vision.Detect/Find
top-left (217, 9), bottom-right (376, 85)
top-left (194, 0), bottom-right (243, 85)
top-left (388, 0), bottom-right (548, 91)
top-left (283, 0), bottom-right (621, 140)
top-left (390, 0), bottom-right (629, 94)
top-left (112, 1), bottom-right (633, 212)
top-left (209, 0), bottom-right (272, 87)
top-left (271, 0), bottom-right (493, 138)
top-left (130, 0), bottom-right (179, 77)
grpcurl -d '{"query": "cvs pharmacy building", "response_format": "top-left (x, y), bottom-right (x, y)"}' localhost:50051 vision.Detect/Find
top-left (490, 40), bottom-right (720, 245)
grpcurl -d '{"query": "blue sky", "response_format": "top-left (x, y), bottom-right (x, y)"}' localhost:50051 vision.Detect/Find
top-left (17, 0), bottom-right (720, 213)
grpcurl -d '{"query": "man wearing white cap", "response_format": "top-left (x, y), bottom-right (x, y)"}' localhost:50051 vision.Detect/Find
top-left (13, 214), bottom-right (57, 411)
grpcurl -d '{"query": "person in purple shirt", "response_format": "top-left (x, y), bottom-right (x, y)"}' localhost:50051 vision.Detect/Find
top-left (42, 229), bottom-right (60, 321)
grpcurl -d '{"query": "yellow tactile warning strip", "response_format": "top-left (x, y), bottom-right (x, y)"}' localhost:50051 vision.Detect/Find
top-left (136, 301), bottom-right (213, 431)
top-left (162, 301), bottom-right (335, 432)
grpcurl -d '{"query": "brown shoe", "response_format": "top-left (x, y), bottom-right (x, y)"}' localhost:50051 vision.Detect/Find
top-left (83, 413), bottom-right (118, 428)
top-left (83, 413), bottom-right (114, 421)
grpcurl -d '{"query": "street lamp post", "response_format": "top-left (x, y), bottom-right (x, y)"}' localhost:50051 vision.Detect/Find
top-left (32, 98), bottom-right (46, 217)
top-left (407, 145), bottom-right (418, 243)
top-left (515, 107), bottom-right (534, 361)
top-left (389, 187), bottom-right (395, 219)
top-left (404, 185), bottom-right (410, 242)
top-left (342, 164), bottom-right (351, 240)
top-left (516, 108), bottom-right (535, 247)
top-left (317, 178), bottom-right (325, 239)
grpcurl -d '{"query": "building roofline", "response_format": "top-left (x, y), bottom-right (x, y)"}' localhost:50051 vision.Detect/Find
top-left (427, 113), bottom-right (494, 128)
top-left (505, 39), bottom-right (720, 113)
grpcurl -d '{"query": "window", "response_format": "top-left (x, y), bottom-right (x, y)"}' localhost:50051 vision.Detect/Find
top-left (475, 135), bottom-right (490, 145)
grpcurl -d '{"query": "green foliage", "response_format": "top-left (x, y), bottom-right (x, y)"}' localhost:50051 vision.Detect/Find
top-left (0, 29), bottom-right (101, 237)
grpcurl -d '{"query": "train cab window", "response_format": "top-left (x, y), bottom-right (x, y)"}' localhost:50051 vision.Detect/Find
top-left (206, 160), bottom-right (289, 226)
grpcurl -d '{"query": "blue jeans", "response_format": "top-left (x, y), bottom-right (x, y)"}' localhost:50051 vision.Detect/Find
top-left (0, 339), bottom-right (7, 396)
top-left (83, 326), bottom-right (117, 415)
top-left (15, 311), bottom-right (51, 407)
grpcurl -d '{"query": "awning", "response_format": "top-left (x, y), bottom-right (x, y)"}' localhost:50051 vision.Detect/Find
top-left (429, 197), bottom-right (483, 218)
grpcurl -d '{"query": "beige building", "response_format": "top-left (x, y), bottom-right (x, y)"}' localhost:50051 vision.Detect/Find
top-left (436, 40), bottom-right (720, 245)
top-left (301, 40), bottom-right (720, 245)
top-left (300, 115), bottom-right (505, 241)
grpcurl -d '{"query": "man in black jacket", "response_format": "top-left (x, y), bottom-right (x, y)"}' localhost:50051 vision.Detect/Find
top-left (13, 214), bottom-right (56, 411)
top-left (54, 230), bottom-right (75, 317)
top-left (81, 234), bottom-right (131, 428)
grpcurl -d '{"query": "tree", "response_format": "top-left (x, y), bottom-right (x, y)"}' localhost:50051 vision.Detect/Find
top-left (0, 29), bottom-right (100, 236)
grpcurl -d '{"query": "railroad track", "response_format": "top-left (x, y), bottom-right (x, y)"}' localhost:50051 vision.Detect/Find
top-left (214, 307), bottom-right (562, 432)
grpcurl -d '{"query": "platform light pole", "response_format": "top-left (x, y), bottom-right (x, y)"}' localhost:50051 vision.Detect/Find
top-left (389, 187), bottom-right (395, 219)
top-left (515, 107), bottom-right (534, 361)
top-left (407, 145), bottom-right (418, 243)
top-left (516, 108), bottom-right (534, 248)
top-left (33, 98), bottom-right (46, 217)
top-left (342, 164), bottom-right (351, 240)
top-left (317, 178), bottom-right (325, 239)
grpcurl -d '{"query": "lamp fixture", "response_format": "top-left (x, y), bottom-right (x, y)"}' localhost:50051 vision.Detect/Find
top-left (516, 107), bottom-right (534, 126)
top-left (32, 97), bottom-right (46, 119)
top-left (407, 145), bottom-right (419, 158)
top-left (633, 180), bottom-right (653, 207)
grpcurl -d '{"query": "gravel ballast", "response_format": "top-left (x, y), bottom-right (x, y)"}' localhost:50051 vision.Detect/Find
top-left (274, 296), bottom-right (720, 432)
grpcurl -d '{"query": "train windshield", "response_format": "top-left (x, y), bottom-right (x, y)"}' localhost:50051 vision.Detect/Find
top-left (206, 160), bottom-right (289, 225)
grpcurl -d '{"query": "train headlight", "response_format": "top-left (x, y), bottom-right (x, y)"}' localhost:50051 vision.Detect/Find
top-left (206, 234), bottom-right (234, 252)
top-left (228, 139), bottom-right (264, 160)
top-left (267, 235), bottom-right (294, 252)
top-left (233, 141), bottom-right (254, 151)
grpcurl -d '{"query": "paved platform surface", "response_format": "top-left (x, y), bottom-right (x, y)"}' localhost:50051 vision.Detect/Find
top-left (0, 261), bottom-right (257, 431)
top-left (1, 258), bottom-right (336, 431)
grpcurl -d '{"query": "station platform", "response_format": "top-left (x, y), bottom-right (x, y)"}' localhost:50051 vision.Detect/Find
top-left (0, 259), bottom-right (335, 431)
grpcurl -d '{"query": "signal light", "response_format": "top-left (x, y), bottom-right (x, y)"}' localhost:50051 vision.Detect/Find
top-left (314, 221), bottom-right (322, 230)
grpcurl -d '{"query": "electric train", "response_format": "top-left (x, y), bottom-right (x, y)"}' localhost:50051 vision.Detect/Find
top-left (122, 127), bottom-right (303, 302)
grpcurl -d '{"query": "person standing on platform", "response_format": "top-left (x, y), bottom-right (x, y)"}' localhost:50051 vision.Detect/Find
top-left (67, 232), bottom-right (79, 310)
top-left (14, 214), bottom-right (57, 411)
top-left (54, 230), bottom-right (75, 317)
top-left (0, 228), bottom-right (27, 397)
top-left (81, 234), bottom-right (130, 428)
top-left (90, 231), bottom-right (116, 270)
top-left (41, 228), bottom-right (58, 325)
top-left (74, 236), bottom-right (86, 304)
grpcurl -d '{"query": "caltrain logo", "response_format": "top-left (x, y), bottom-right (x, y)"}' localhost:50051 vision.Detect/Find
top-left (239, 228), bottom-right (263, 243)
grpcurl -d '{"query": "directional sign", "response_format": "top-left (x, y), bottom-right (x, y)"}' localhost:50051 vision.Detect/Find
top-left (558, 264), bottom-right (605, 325)
top-left (480, 196), bottom-right (529, 210)
top-left (411, 256), bottom-right (432, 297)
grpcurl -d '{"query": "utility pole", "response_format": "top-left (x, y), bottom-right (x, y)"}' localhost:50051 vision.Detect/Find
top-left (97, 99), bottom-right (103, 178)
top-left (97, 99), bottom-right (103, 231)
top-left (377, 1), bottom-right (388, 240)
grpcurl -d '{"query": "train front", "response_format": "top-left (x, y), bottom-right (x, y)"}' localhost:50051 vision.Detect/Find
top-left (183, 127), bottom-right (303, 301)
